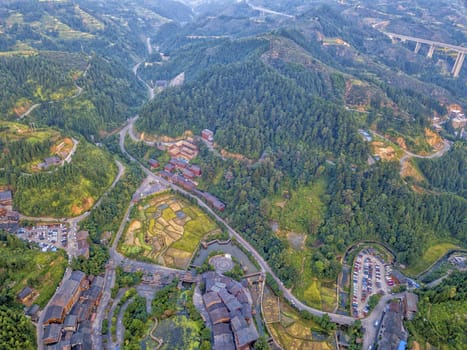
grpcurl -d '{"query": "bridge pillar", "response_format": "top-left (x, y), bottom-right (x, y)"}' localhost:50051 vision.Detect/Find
top-left (414, 42), bottom-right (421, 54)
top-left (452, 52), bottom-right (465, 78)
top-left (427, 44), bottom-right (435, 58)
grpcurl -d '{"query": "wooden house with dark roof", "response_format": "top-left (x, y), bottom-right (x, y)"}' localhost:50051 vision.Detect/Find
top-left (182, 168), bottom-right (195, 179)
top-left (43, 305), bottom-right (66, 325)
top-left (169, 158), bottom-right (188, 169)
top-left (218, 289), bottom-right (242, 312)
top-left (40, 156), bottom-right (61, 169)
top-left (25, 304), bottom-right (40, 322)
top-left (234, 322), bottom-right (259, 350)
top-left (213, 334), bottom-right (235, 350)
top-left (18, 286), bottom-right (33, 303)
top-left (209, 305), bottom-right (230, 325)
top-left (42, 323), bottom-right (62, 345)
top-left (63, 315), bottom-right (78, 332)
top-left (203, 291), bottom-right (222, 309)
top-left (227, 281), bottom-right (243, 296)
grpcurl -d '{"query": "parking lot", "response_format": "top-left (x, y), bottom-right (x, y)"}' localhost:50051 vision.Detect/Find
top-left (351, 250), bottom-right (394, 318)
top-left (16, 223), bottom-right (71, 252)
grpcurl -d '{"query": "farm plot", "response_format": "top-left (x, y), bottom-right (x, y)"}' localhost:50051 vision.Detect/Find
top-left (120, 192), bottom-right (219, 269)
top-left (262, 287), bottom-right (334, 350)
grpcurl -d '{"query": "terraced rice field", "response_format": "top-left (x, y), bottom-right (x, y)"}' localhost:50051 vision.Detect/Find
top-left (120, 192), bottom-right (220, 269)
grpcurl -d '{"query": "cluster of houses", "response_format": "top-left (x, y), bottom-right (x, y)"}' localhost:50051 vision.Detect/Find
top-left (202, 271), bottom-right (259, 350)
top-left (167, 138), bottom-right (199, 160)
top-left (150, 129), bottom-right (225, 211)
top-left (376, 292), bottom-right (418, 350)
top-left (40, 270), bottom-right (104, 349)
top-left (0, 189), bottom-right (19, 232)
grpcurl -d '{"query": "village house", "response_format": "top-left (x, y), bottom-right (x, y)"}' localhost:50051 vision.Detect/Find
top-left (182, 168), bottom-right (195, 180)
top-left (25, 304), bottom-right (40, 322)
top-left (0, 190), bottom-right (12, 208)
top-left (189, 164), bottom-right (202, 177)
top-left (148, 159), bottom-right (160, 169)
top-left (43, 323), bottom-right (62, 345)
top-left (63, 315), bottom-right (78, 332)
top-left (76, 231), bottom-right (90, 259)
top-left (202, 129), bottom-right (214, 143)
top-left (164, 163), bottom-right (175, 173)
top-left (159, 170), bottom-right (173, 180)
top-left (403, 292), bottom-right (418, 320)
top-left (202, 192), bottom-right (226, 211)
top-left (40, 156), bottom-right (61, 170)
top-left (172, 174), bottom-right (196, 191)
top-left (18, 286), bottom-right (33, 303)
top-left (213, 323), bottom-right (235, 350)
top-left (452, 115), bottom-right (467, 129)
top-left (378, 300), bottom-right (408, 350)
top-left (169, 157), bottom-right (189, 170)
top-left (43, 271), bottom-right (86, 325)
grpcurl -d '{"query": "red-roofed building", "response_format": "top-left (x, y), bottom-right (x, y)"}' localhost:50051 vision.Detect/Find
top-left (202, 129), bottom-right (214, 142)
top-left (148, 159), bottom-right (160, 168)
top-left (182, 168), bottom-right (195, 179)
top-left (189, 165), bottom-right (202, 177)
top-left (164, 163), bottom-right (175, 173)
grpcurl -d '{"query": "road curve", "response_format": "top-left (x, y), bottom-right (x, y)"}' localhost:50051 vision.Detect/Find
top-left (119, 120), bottom-right (355, 325)
top-left (370, 130), bottom-right (451, 160)
top-left (18, 103), bottom-right (41, 119)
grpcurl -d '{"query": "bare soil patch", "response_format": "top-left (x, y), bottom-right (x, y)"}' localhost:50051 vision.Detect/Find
top-left (371, 141), bottom-right (397, 160)
top-left (287, 232), bottom-right (306, 250)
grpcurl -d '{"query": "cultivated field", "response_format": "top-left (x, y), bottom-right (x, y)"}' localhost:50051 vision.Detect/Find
top-left (404, 242), bottom-right (461, 277)
top-left (263, 287), bottom-right (334, 350)
top-left (120, 192), bottom-right (220, 269)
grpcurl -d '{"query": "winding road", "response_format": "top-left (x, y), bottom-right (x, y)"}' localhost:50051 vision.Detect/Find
top-left (119, 118), bottom-right (355, 325)
top-left (369, 130), bottom-right (452, 177)
top-left (18, 103), bottom-right (41, 119)
top-left (17, 63), bottom-right (88, 120)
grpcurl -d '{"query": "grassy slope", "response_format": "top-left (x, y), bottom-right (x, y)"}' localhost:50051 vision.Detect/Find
top-left (403, 242), bottom-right (461, 277)
top-left (270, 178), bottom-right (327, 235)
top-left (15, 141), bottom-right (117, 217)
top-left (269, 179), bottom-right (336, 310)
top-left (0, 240), bottom-right (67, 308)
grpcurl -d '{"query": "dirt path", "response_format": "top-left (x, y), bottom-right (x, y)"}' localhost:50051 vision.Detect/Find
top-left (149, 318), bottom-right (164, 350)
top-left (18, 103), bottom-right (41, 119)
top-left (369, 130), bottom-right (451, 177)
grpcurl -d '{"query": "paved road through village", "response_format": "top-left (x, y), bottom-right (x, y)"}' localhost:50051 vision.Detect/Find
top-left (119, 119), bottom-right (355, 326)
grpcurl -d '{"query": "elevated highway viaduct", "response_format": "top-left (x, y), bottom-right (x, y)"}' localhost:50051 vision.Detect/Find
top-left (384, 32), bottom-right (467, 77)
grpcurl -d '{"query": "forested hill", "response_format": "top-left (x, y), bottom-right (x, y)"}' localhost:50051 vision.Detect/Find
top-left (138, 59), bottom-right (367, 162)
top-left (0, 54), bottom-right (82, 119)
top-left (416, 141), bottom-right (467, 199)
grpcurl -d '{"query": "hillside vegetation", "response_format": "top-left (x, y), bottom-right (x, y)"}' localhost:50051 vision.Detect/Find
top-left (13, 141), bottom-right (117, 217)
top-left (407, 271), bottom-right (467, 349)
top-left (0, 232), bottom-right (67, 349)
